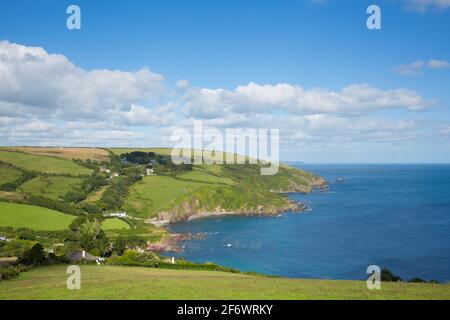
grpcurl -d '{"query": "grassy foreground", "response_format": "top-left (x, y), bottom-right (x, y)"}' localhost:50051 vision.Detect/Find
top-left (0, 265), bottom-right (448, 300)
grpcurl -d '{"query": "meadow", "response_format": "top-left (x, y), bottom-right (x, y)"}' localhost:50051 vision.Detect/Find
top-left (0, 163), bottom-right (22, 184)
top-left (102, 218), bottom-right (130, 231)
top-left (123, 173), bottom-right (214, 218)
top-left (2, 147), bottom-right (111, 162)
top-left (0, 265), bottom-right (448, 300)
top-left (0, 202), bottom-right (75, 231)
top-left (18, 176), bottom-right (83, 200)
top-left (0, 150), bottom-right (92, 175)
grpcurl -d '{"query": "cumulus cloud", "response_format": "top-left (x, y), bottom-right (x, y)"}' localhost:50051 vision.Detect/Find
top-left (0, 41), bottom-right (165, 121)
top-left (175, 79), bottom-right (189, 89)
top-left (304, 0), bottom-right (327, 5)
top-left (183, 82), bottom-right (433, 118)
top-left (427, 59), bottom-right (450, 69)
top-left (395, 59), bottom-right (450, 75)
top-left (403, 0), bottom-right (450, 12)
top-left (0, 41), bottom-right (446, 156)
top-left (305, 0), bottom-right (450, 12)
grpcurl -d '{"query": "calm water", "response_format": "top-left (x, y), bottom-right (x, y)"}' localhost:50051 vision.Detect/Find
top-left (168, 164), bottom-right (450, 281)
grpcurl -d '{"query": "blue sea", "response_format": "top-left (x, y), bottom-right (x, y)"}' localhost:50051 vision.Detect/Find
top-left (168, 164), bottom-right (450, 282)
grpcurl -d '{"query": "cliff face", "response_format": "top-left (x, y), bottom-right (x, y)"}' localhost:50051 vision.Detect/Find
top-left (155, 164), bottom-right (326, 222)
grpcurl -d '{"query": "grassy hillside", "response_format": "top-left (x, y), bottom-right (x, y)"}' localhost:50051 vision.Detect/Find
top-left (123, 168), bottom-right (234, 218)
top-left (0, 150), bottom-right (92, 175)
top-left (0, 146), bottom-right (323, 240)
top-left (123, 161), bottom-right (323, 220)
top-left (102, 218), bottom-right (130, 231)
top-left (0, 202), bottom-right (76, 231)
top-left (0, 265), bottom-right (448, 300)
top-left (0, 163), bottom-right (22, 184)
top-left (18, 176), bottom-right (83, 201)
top-left (1, 147), bottom-right (111, 162)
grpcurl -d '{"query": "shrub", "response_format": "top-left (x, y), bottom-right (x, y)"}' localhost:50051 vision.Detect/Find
top-left (408, 277), bottom-right (427, 283)
top-left (18, 243), bottom-right (46, 266)
top-left (0, 264), bottom-right (32, 281)
top-left (381, 268), bottom-right (402, 282)
top-left (0, 239), bottom-right (35, 258)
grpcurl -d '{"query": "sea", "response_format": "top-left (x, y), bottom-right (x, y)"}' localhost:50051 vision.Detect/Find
top-left (168, 164), bottom-right (450, 282)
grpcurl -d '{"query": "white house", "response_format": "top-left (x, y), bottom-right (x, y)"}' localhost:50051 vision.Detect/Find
top-left (99, 167), bottom-right (111, 173)
top-left (104, 211), bottom-right (127, 218)
top-left (107, 172), bottom-right (119, 179)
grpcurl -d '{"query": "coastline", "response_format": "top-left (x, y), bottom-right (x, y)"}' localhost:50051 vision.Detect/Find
top-left (146, 199), bottom-right (311, 252)
top-left (145, 177), bottom-right (327, 252)
top-left (147, 200), bottom-right (308, 227)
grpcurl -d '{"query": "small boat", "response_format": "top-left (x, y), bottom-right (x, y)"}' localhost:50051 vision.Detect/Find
top-left (226, 243), bottom-right (232, 247)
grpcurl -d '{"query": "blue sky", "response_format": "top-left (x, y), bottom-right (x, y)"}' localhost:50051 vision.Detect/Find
top-left (0, 0), bottom-right (449, 162)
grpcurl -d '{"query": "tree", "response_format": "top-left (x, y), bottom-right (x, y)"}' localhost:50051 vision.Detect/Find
top-left (408, 277), bottom-right (427, 283)
top-left (71, 216), bottom-right (109, 255)
top-left (112, 237), bottom-right (127, 256)
top-left (381, 268), bottom-right (402, 282)
top-left (19, 243), bottom-right (46, 265)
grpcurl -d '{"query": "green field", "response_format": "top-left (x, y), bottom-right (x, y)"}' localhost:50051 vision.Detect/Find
top-left (123, 165), bottom-right (238, 218)
top-left (123, 173), bottom-right (213, 218)
top-left (0, 163), bottom-right (22, 185)
top-left (0, 265), bottom-right (448, 300)
top-left (102, 218), bottom-right (130, 231)
top-left (0, 202), bottom-right (75, 231)
top-left (0, 151), bottom-right (92, 175)
top-left (18, 176), bottom-right (83, 200)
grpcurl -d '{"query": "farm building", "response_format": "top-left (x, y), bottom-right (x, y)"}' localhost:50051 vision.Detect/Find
top-left (68, 250), bottom-right (105, 263)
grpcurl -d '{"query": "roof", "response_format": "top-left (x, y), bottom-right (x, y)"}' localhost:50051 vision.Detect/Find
top-left (67, 250), bottom-right (104, 262)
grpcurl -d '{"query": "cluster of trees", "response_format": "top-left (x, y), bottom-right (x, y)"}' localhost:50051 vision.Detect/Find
top-left (97, 173), bottom-right (142, 212)
top-left (65, 216), bottom-right (108, 256)
top-left (374, 268), bottom-right (440, 284)
top-left (64, 173), bottom-right (108, 203)
top-left (0, 264), bottom-right (31, 281)
top-left (0, 242), bottom-right (47, 282)
top-left (120, 151), bottom-right (193, 175)
top-left (120, 151), bottom-right (167, 165)
top-left (73, 158), bottom-right (103, 170)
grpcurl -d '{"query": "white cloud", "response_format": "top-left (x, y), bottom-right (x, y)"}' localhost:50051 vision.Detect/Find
top-left (404, 0), bottom-right (450, 12)
top-left (304, 0), bottom-right (327, 5)
top-left (394, 61), bottom-right (425, 75)
top-left (175, 79), bottom-right (189, 89)
top-left (115, 103), bottom-right (178, 126)
top-left (184, 82), bottom-right (433, 118)
top-left (0, 41), bottom-right (165, 121)
top-left (0, 41), bottom-right (447, 159)
top-left (427, 59), bottom-right (450, 69)
top-left (395, 59), bottom-right (450, 75)
top-left (305, 0), bottom-right (450, 12)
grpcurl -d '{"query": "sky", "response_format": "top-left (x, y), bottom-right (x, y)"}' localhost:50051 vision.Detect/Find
top-left (0, 0), bottom-right (449, 163)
